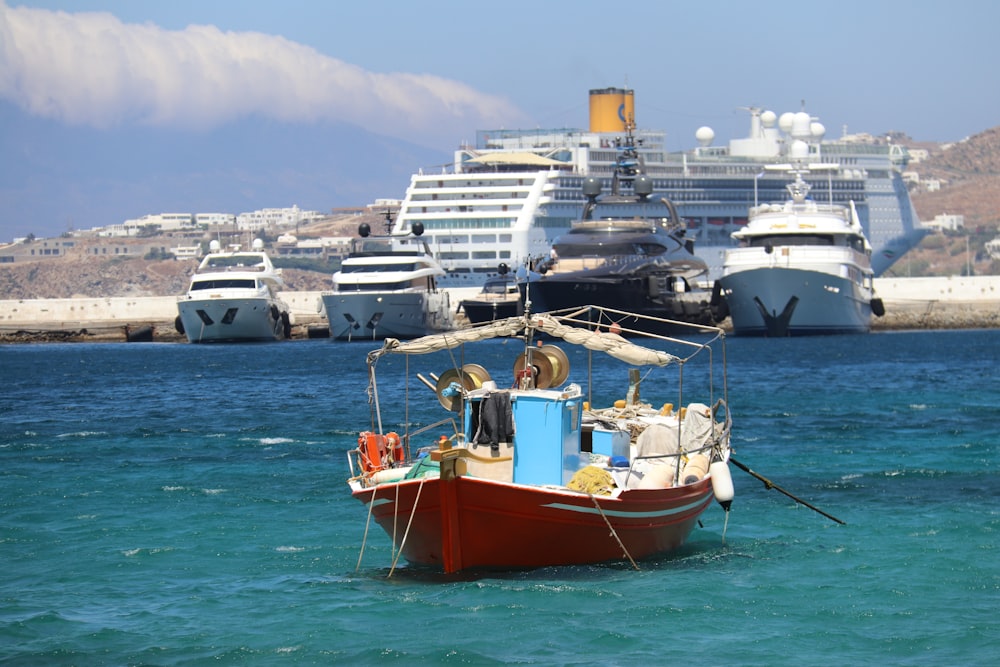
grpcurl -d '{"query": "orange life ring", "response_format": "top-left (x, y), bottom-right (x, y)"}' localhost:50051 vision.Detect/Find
top-left (384, 431), bottom-right (403, 466)
top-left (357, 431), bottom-right (404, 474)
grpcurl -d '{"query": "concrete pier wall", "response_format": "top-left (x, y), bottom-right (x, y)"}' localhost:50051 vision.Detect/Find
top-left (0, 292), bottom-right (327, 329)
top-left (0, 292), bottom-right (328, 341)
top-left (873, 276), bottom-right (1000, 330)
top-left (0, 278), bottom-right (997, 341)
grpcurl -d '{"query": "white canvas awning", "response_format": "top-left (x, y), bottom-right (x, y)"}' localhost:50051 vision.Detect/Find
top-left (371, 313), bottom-right (680, 368)
top-left (465, 152), bottom-right (565, 167)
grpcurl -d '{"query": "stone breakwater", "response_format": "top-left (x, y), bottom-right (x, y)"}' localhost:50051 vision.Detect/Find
top-left (1, 278), bottom-right (998, 343)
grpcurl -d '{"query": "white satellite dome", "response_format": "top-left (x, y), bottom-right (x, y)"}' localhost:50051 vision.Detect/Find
top-left (791, 112), bottom-right (812, 139)
top-left (695, 126), bottom-right (715, 147)
top-left (761, 110), bottom-right (777, 127)
top-left (810, 122), bottom-right (826, 140)
top-left (209, 239), bottom-right (221, 252)
top-left (252, 238), bottom-right (264, 250)
top-left (789, 139), bottom-right (810, 160)
top-left (778, 112), bottom-right (796, 133)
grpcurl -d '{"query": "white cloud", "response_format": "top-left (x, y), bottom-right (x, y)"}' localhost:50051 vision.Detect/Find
top-left (0, 2), bottom-right (525, 142)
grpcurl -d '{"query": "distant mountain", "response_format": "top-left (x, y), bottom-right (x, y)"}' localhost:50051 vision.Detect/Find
top-left (0, 102), bottom-right (448, 239)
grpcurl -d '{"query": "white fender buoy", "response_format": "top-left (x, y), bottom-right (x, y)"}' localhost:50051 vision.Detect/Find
top-left (710, 459), bottom-right (734, 512)
top-left (682, 454), bottom-right (710, 484)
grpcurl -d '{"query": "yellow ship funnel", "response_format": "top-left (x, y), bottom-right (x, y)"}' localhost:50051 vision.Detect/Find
top-left (589, 87), bottom-right (635, 133)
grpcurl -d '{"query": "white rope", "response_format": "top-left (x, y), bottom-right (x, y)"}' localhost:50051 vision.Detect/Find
top-left (388, 477), bottom-right (426, 578)
top-left (355, 483), bottom-right (378, 572)
top-left (390, 476), bottom-right (400, 564)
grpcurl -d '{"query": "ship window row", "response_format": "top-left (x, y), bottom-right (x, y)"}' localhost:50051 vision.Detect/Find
top-left (437, 250), bottom-right (512, 260)
top-left (342, 263), bottom-right (420, 273)
top-left (534, 217), bottom-right (574, 229)
top-left (341, 281), bottom-right (421, 292)
top-left (744, 235), bottom-right (848, 249)
top-left (414, 179), bottom-right (537, 189)
top-left (409, 192), bottom-right (530, 203)
top-left (419, 219), bottom-right (515, 230)
top-left (407, 205), bottom-right (522, 215)
top-left (191, 279), bottom-right (257, 290)
top-left (655, 178), bottom-right (862, 192)
top-left (429, 234), bottom-right (512, 244)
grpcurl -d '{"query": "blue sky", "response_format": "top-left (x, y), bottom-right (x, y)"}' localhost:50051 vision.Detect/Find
top-left (1, 0), bottom-right (997, 241)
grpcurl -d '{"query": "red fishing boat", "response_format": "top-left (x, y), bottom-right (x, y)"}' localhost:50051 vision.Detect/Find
top-left (348, 306), bottom-right (734, 574)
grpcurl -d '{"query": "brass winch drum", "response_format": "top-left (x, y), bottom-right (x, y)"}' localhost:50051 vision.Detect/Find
top-left (512, 345), bottom-right (570, 389)
top-left (435, 364), bottom-right (492, 412)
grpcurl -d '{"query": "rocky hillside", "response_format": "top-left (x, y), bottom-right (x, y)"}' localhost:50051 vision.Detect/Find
top-left (893, 126), bottom-right (1000, 277)
top-left (0, 253), bottom-right (331, 300)
top-left (0, 212), bottom-right (383, 300)
top-left (910, 126), bottom-right (1000, 230)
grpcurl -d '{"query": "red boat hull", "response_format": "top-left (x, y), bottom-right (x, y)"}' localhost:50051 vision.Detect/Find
top-left (353, 475), bottom-right (715, 573)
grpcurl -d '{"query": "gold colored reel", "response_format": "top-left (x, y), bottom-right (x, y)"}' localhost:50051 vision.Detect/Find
top-left (512, 345), bottom-right (569, 389)
top-left (539, 345), bottom-right (570, 387)
top-left (435, 364), bottom-right (492, 412)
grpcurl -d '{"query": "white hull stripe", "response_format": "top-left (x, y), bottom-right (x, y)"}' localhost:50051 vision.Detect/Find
top-left (541, 496), bottom-right (710, 519)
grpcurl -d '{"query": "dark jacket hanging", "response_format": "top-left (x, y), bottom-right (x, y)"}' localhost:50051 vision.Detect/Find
top-left (475, 392), bottom-right (513, 446)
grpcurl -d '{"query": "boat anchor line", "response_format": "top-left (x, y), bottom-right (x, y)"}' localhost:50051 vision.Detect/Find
top-left (590, 495), bottom-right (639, 570)
top-left (729, 457), bottom-right (845, 525)
top-left (356, 482), bottom-right (379, 572)
top-left (388, 477), bottom-right (427, 578)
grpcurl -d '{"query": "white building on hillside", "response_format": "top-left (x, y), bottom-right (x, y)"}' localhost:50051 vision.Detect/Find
top-left (100, 213), bottom-right (197, 237)
top-left (236, 205), bottom-right (324, 231)
top-left (196, 213), bottom-right (236, 227)
top-left (923, 214), bottom-right (964, 232)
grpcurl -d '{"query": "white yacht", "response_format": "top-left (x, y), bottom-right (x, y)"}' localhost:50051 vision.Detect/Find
top-left (320, 222), bottom-right (453, 340)
top-left (717, 144), bottom-right (885, 336)
top-left (389, 88), bottom-right (925, 286)
top-left (176, 239), bottom-right (292, 343)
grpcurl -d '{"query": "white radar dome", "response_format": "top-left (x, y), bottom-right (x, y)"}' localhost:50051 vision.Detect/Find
top-left (778, 112), bottom-right (796, 133)
top-left (789, 139), bottom-right (810, 160)
top-left (810, 122), bottom-right (826, 140)
top-left (695, 126), bottom-right (715, 146)
top-left (761, 110), bottom-right (777, 127)
top-left (209, 240), bottom-right (221, 252)
top-left (791, 112), bottom-right (812, 139)
top-left (252, 238), bottom-right (264, 250)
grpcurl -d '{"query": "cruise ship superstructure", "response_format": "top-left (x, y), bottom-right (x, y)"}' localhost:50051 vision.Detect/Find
top-left (389, 88), bottom-right (925, 286)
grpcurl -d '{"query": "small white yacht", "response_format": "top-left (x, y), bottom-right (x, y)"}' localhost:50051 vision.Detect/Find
top-left (320, 221), bottom-right (453, 340)
top-left (176, 239), bottom-right (292, 343)
top-left (458, 267), bottom-right (523, 324)
top-left (718, 142), bottom-right (885, 336)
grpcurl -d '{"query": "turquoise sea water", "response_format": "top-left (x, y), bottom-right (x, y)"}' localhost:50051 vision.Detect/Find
top-left (2, 330), bottom-right (998, 665)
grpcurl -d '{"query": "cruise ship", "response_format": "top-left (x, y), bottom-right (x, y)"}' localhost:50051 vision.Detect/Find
top-left (389, 88), bottom-right (925, 286)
